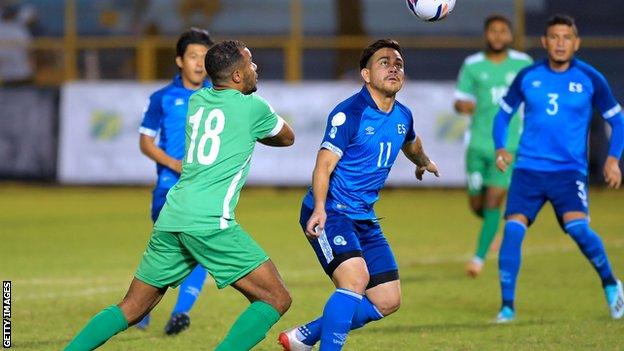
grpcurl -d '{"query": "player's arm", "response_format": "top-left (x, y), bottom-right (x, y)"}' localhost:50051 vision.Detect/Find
top-left (138, 93), bottom-right (182, 173)
top-left (139, 134), bottom-right (182, 173)
top-left (492, 107), bottom-right (514, 173)
top-left (493, 69), bottom-right (527, 172)
top-left (454, 100), bottom-right (475, 115)
top-left (454, 62), bottom-right (476, 116)
top-left (306, 149), bottom-right (340, 238)
top-left (258, 119), bottom-right (295, 147)
top-left (603, 112), bottom-right (623, 189)
top-left (402, 136), bottom-right (440, 180)
top-left (590, 70), bottom-right (624, 189)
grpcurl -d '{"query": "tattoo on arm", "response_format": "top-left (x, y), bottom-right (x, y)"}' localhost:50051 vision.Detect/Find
top-left (404, 137), bottom-right (430, 167)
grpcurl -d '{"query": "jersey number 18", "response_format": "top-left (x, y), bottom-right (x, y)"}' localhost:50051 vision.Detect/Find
top-left (186, 107), bottom-right (225, 165)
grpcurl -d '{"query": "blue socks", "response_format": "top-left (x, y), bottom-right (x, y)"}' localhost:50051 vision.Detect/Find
top-left (297, 295), bottom-right (383, 346)
top-left (319, 288), bottom-right (362, 350)
top-left (498, 220), bottom-right (527, 310)
top-left (172, 265), bottom-right (208, 314)
top-left (564, 219), bottom-right (617, 287)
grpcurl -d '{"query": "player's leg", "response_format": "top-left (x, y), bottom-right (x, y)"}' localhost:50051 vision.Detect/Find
top-left (164, 264), bottom-right (208, 335)
top-left (496, 169), bottom-right (545, 322)
top-left (280, 232), bottom-right (401, 350)
top-left (135, 187), bottom-right (169, 330)
top-left (180, 225), bottom-right (290, 351)
top-left (551, 172), bottom-right (623, 319)
top-left (466, 148), bottom-right (486, 218)
top-left (281, 210), bottom-right (391, 351)
top-left (349, 221), bottom-right (401, 328)
top-left (215, 260), bottom-right (291, 351)
top-left (465, 149), bottom-right (488, 276)
top-left (65, 279), bottom-right (166, 351)
top-left (65, 229), bottom-right (193, 350)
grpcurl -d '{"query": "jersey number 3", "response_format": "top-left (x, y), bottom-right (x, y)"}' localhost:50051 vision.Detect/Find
top-left (546, 93), bottom-right (559, 116)
top-left (186, 107), bottom-right (225, 165)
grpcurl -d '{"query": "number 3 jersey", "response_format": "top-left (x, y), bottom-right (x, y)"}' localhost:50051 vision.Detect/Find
top-left (303, 85), bottom-right (417, 220)
top-left (155, 88), bottom-right (284, 231)
top-left (494, 58), bottom-right (622, 174)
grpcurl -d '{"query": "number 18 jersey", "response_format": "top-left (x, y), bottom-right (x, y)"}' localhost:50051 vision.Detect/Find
top-left (155, 88), bottom-right (283, 231)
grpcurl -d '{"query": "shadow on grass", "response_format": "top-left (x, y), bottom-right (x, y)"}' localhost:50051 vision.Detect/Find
top-left (18, 332), bottom-right (157, 349)
top-left (365, 319), bottom-right (556, 334)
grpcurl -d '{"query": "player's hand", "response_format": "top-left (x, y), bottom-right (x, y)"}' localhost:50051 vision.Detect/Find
top-left (170, 160), bottom-right (183, 174)
top-left (416, 160), bottom-right (440, 181)
top-left (305, 208), bottom-right (327, 239)
top-left (603, 156), bottom-right (622, 189)
top-left (495, 149), bottom-right (513, 172)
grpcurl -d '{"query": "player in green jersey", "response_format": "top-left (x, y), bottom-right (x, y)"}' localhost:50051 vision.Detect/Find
top-left (454, 15), bottom-right (532, 278)
top-left (64, 40), bottom-right (295, 351)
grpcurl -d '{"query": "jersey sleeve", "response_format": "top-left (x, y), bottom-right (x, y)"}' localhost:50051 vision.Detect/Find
top-left (139, 91), bottom-right (164, 137)
top-left (454, 62), bottom-right (476, 102)
top-left (404, 110), bottom-right (417, 144)
top-left (249, 94), bottom-right (284, 140)
top-left (589, 70), bottom-right (623, 120)
top-left (319, 108), bottom-right (359, 158)
top-left (499, 67), bottom-right (528, 115)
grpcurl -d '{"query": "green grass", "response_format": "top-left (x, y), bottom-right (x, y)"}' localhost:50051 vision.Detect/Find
top-left (1, 184), bottom-right (623, 350)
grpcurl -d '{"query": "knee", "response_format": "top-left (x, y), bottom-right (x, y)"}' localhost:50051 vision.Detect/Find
top-left (333, 260), bottom-right (370, 294)
top-left (118, 298), bottom-right (148, 325)
top-left (470, 204), bottom-right (484, 218)
top-left (339, 275), bottom-right (370, 295)
top-left (564, 219), bottom-right (591, 241)
top-left (372, 293), bottom-right (401, 316)
top-left (269, 287), bottom-right (292, 315)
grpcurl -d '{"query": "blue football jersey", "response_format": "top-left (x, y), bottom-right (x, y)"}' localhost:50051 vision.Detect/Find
top-left (495, 58), bottom-right (622, 174)
top-left (139, 75), bottom-right (211, 189)
top-left (303, 85), bottom-right (417, 220)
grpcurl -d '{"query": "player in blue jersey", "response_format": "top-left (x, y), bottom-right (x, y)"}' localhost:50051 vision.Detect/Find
top-left (278, 39), bottom-right (439, 351)
top-left (492, 14), bottom-right (624, 323)
top-left (137, 28), bottom-right (213, 334)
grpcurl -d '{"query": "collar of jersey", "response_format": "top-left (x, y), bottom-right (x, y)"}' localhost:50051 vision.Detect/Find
top-left (359, 85), bottom-right (396, 115)
top-left (541, 57), bottom-right (578, 74)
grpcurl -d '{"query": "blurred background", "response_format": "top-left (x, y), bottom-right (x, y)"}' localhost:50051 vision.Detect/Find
top-left (1, 0), bottom-right (623, 185)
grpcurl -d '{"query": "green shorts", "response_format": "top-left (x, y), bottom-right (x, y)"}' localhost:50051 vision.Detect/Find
top-left (135, 224), bottom-right (268, 289)
top-left (465, 147), bottom-right (515, 195)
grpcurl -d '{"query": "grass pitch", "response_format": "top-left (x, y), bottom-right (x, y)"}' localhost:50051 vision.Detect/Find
top-left (2, 184), bottom-right (623, 350)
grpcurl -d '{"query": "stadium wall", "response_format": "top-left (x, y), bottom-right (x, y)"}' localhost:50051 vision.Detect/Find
top-left (0, 88), bottom-right (57, 180)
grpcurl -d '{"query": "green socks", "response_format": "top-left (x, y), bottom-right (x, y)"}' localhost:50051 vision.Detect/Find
top-left (64, 305), bottom-right (128, 351)
top-left (216, 301), bottom-right (281, 351)
top-left (475, 208), bottom-right (501, 260)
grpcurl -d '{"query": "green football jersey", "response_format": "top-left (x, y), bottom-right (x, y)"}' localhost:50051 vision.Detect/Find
top-left (155, 88), bottom-right (283, 231)
top-left (455, 49), bottom-right (532, 152)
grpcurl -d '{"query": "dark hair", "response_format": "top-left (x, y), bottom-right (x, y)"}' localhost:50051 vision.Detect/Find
top-left (484, 14), bottom-right (512, 31)
top-left (176, 28), bottom-right (214, 57)
top-left (205, 40), bottom-right (247, 84)
top-left (545, 14), bottom-right (578, 35)
top-left (359, 39), bottom-right (403, 70)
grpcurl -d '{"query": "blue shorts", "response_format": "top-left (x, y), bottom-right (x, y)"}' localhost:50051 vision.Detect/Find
top-left (299, 203), bottom-right (398, 289)
top-left (151, 187), bottom-right (169, 222)
top-left (505, 169), bottom-right (589, 227)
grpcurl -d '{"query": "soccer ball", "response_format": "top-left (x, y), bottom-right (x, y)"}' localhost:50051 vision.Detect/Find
top-left (406, 0), bottom-right (456, 22)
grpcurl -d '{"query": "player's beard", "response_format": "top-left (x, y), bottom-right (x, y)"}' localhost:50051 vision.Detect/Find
top-left (242, 72), bottom-right (257, 95)
top-left (378, 77), bottom-right (402, 97)
top-left (486, 42), bottom-right (508, 54)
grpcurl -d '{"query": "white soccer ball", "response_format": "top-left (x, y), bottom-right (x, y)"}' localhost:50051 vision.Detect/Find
top-left (406, 0), bottom-right (456, 22)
